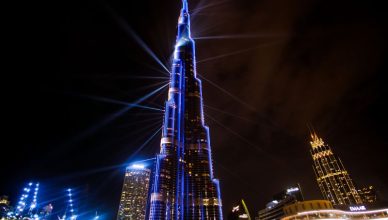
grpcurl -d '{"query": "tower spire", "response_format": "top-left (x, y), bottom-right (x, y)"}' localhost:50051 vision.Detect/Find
top-left (182, 0), bottom-right (188, 12)
top-left (147, 0), bottom-right (223, 219)
top-left (178, 0), bottom-right (190, 27)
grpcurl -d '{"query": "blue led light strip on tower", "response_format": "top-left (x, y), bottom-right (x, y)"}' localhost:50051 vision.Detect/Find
top-left (61, 188), bottom-right (77, 220)
top-left (147, 0), bottom-right (223, 219)
top-left (28, 183), bottom-right (39, 216)
top-left (16, 182), bottom-right (33, 216)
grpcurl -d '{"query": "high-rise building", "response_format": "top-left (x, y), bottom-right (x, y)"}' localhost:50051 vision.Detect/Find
top-left (147, 0), bottom-right (223, 219)
top-left (117, 164), bottom-right (151, 220)
top-left (358, 186), bottom-right (378, 204)
top-left (310, 132), bottom-right (363, 206)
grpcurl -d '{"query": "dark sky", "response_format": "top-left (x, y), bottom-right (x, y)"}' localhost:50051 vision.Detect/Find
top-left (2, 0), bottom-right (388, 218)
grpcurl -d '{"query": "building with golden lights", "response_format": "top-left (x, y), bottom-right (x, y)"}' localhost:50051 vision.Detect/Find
top-left (117, 164), bottom-right (151, 220)
top-left (310, 132), bottom-right (363, 206)
top-left (358, 186), bottom-right (378, 204)
top-left (283, 200), bottom-right (333, 216)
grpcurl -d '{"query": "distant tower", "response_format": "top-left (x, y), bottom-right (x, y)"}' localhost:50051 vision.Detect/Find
top-left (310, 132), bottom-right (363, 206)
top-left (117, 164), bottom-right (151, 220)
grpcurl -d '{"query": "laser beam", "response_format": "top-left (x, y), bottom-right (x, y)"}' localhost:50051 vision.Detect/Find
top-left (77, 94), bottom-right (163, 112)
top-left (104, 3), bottom-right (170, 75)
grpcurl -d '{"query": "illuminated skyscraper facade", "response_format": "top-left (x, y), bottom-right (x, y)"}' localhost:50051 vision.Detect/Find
top-left (310, 133), bottom-right (363, 206)
top-left (358, 186), bottom-right (378, 204)
top-left (118, 164), bottom-right (151, 220)
top-left (147, 1), bottom-right (223, 219)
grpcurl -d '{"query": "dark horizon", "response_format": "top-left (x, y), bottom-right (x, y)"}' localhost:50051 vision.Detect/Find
top-left (2, 0), bottom-right (388, 218)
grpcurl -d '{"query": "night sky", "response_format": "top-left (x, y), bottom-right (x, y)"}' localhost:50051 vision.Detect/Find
top-left (2, 0), bottom-right (388, 218)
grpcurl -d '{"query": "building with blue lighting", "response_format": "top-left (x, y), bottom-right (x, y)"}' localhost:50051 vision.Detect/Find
top-left (117, 164), bottom-right (151, 220)
top-left (147, 0), bottom-right (223, 219)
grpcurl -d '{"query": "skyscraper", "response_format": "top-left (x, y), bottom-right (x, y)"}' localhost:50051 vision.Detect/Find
top-left (310, 132), bottom-right (363, 206)
top-left (118, 164), bottom-right (151, 220)
top-left (147, 0), bottom-right (223, 219)
top-left (358, 186), bottom-right (378, 204)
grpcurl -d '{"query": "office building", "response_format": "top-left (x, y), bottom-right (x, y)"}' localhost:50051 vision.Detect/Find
top-left (117, 164), bottom-right (151, 220)
top-left (310, 132), bottom-right (363, 206)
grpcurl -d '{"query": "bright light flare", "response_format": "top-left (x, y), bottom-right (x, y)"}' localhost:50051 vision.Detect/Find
top-left (131, 164), bottom-right (145, 169)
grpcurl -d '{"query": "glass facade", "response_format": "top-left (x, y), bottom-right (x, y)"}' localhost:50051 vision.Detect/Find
top-left (310, 132), bottom-right (363, 206)
top-left (117, 165), bottom-right (151, 220)
top-left (147, 1), bottom-right (223, 219)
top-left (358, 186), bottom-right (378, 204)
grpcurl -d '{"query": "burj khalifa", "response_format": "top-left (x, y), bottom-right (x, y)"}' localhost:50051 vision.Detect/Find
top-left (147, 0), bottom-right (223, 219)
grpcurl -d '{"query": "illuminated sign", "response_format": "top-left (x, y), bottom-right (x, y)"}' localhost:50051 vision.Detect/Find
top-left (131, 164), bottom-right (145, 169)
top-left (349, 206), bottom-right (366, 211)
top-left (287, 187), bottom-right (299, 193)
top-left (232, 205), bottom-right (239, 212)
top-left (239, 214), bottom-right (249, 219)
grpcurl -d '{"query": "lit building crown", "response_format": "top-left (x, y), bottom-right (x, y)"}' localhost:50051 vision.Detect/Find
top-left (309, 131), bottom-right (363, 206)
top-left (118, 162), bottom-right (151, 220)
top-left (310, 132), bottom-right (325, 148)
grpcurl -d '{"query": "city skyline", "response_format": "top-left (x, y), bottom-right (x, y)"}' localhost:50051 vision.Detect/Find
top-left (2, 0), bottom-right (388, 218)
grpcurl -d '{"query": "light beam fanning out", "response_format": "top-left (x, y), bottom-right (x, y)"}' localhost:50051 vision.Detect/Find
top-left (193, 33), bottom-right (285, 40)
top-left (77, 94), bottom-right (163, 112)
top-left (104, 3), bottom-right (171, 75)
top-left (198, 74), bottom-right (256, 111)
top-left (70, 83), bottom-right (168, 142)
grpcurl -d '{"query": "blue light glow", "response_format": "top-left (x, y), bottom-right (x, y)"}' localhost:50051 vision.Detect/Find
top-left (65, 188), bottom-right (77, 220)
top-left (148, 0), bottom-right (223, 219)
top-left (131, 164), bottom-right (145, 169)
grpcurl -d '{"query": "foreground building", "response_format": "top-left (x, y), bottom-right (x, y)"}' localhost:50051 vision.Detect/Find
top-left (228, 199), bottom-right (252, 220)
top-left (281, 207), bottom-right (388, 220)
top-left (117, 164), bottom-right (151, 220)
top-left (283, 200), bottom-right (333, 216)
top-left (310, 132), bottom-right (363, 206)
top-left (147, 0), bottom-right (223, 219)
top-left (256, 185), bottom-right (304, 220)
